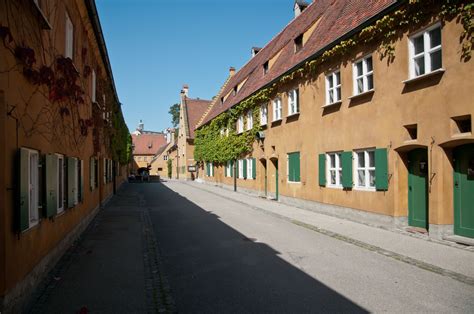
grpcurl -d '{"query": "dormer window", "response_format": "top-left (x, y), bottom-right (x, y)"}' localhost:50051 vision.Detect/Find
top-left (233, 85), bottom-right (238, 96)
top-left (263, 61), bottom-right (269, 75)
top-left (294, 34), bottom-right (303, 53)
top-left (220, 97), bottom-right (224, 105)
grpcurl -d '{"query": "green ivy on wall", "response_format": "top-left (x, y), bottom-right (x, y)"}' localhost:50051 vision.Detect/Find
top-left (194, 0), bottom-right (474, 163)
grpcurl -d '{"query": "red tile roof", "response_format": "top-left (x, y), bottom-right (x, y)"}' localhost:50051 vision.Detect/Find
top-left (198, 0), bottom-right (397, 127)
top-left (132, 133), bottom-right (167, 155)
top-left (184, 97), bottom-right (211, 138)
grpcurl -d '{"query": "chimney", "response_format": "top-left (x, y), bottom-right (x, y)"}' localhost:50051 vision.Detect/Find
top-left (251, 47), bottom-right (261, 58)
top-left (181, 84), bottom-right (189, 97)
top-left (229, 67), bottom-right (235, 76)
top-left (294, 0), bottom-right (309, 18)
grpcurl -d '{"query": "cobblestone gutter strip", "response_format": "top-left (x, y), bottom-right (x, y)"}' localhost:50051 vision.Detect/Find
top-left (184, 182), bottom-right (474, 287)
top-left (142, 208), bottom-right (176, 314)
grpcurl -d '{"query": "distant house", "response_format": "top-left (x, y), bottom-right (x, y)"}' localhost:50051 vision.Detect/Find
top-left (149, 128), bottom-right (176, 178)
top-left (131, 121), bottom-right (167, 172)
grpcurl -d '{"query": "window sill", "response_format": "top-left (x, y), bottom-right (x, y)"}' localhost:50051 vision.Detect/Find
top-left (287, 112), bottom-right (300, 118)
top-left (22, 220), bottom-right (40, 233)
top-left (348, 89), bottom-right (374, 100)
top-left (271, 119), bottom-right (282, 123)
top-left (287, 181), bottom-right (301, 184)
top-left (354, 187), bottom-right (376, 192)
top-left (402, 68), bottom-right (445, 84)
top-left (322, 101), bottom-right (342, 108)
top-left (326, 185), bottom-right (343, 190)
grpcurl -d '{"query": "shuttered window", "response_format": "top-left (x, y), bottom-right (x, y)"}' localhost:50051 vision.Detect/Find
top-left (252, 158), bottom-right (256, 179)
top-left (45, 154), bottom-right (58, 218)
top-left (19, 148), bottom-right (40, 231)
top-left (90, 157), bottom-right (95, 191)
top-left (57, 155), bottom-right (65, 213)
top-left (287, 152), bottom-right (301, 182)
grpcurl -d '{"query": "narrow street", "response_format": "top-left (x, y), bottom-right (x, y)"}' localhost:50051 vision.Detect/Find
top-left (30, 181), bottom-right (474, 313)
top-left (149, 181), bottom-right (473, 313)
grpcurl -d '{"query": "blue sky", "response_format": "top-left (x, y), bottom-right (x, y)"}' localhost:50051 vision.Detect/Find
top-left (96, 0), bottom-right (294, 132)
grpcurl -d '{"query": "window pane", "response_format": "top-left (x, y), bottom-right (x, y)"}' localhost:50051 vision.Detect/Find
top-left (368, 151), bottom-right (375, 167)
top-left (366, 57), bottom-right (373, 72)
top-left (358, 152), bottom-right (365, 167)
top-left (335, 72), bottom-right (340, 85)
top-left (415, 56), bottom-right (425, 76)
top-left (329, 90), bottom-right (334, 104)
top-left (338, 171), bottom-right (342, 186)
top-left (357, 78), bottom-right (364, 93)
top-left (429, 27), bottom-right (441, 48)
top-left (328, 76), bottom-right (333, 88)
top-left (356, 62), bottom-right (363, 76)
top-left (369, 170), bottom-right (376, 187)
top-left (367, 74), bottom-right (374, 90)
top-left (358, 170), bottom-right (365, 186)
top-left (430, 50), bottom-right (442, 71)
top-left (330, 170), bottom-right (336, 185)
top-left (336, 87), bottom-right (341, 101)
top-left (413, 35), bottom-right (424, 54)
top-left (330, 154), bottom-right (336, 168)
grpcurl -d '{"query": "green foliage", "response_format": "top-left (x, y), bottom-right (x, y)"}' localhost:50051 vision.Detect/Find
top-left (167, 159), bottom-right (172, 178)
top-left (169, 103), bottom-right (180, 128)
top-left (194, 88), bottom-right (273, 162)
top-left (111, 106), bottom-right (132, 164)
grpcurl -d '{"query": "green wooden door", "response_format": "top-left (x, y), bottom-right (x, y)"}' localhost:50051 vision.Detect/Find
top-left (274, 159), bottom-right (279, 201)
top-left (408, 148), bottom-right (428, 229)
top-left (454, 144), bottom-right (474, 238)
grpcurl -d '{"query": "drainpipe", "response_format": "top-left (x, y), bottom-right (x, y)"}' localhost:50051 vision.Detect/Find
top-left (234, 159), bottom-right (237, 192)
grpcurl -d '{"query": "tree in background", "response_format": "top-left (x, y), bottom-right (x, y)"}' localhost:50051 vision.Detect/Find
top-left (169, 103), bottom-right (180, 128)
top-left (167, 159), bottom-right (173, 178)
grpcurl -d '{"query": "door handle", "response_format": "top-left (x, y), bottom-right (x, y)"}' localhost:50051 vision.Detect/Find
top-left (409, 186), bottom-right (412, 191)
top-left (454, 181), bottom-right (459, 188)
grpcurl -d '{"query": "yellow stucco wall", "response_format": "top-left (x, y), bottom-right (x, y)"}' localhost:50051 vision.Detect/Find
top-left (202, 18), bottom-right (474, 227)
top-left (0, 0), bottom-right (127, 298)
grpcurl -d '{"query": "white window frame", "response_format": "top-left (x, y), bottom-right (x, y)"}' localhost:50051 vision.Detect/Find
top-left (353, 55), bottom-right (374, 95)
top-left (287, 89), bottom-right (299, 115)
top-left (260, 104), bottom-right (268, 126)
top-left (237, 115), bottom-right (244, 134)
top-left (246, 110), bottom-right (253, 130)
top-left (272, 97), bottom-right (282, 121)
top-left (91, 69), bottom-right (96, 103)
top-left (353, 149), bottom-right (376, 191)
top-left (325, 71), bottom-right (341, 106)
top-left (246, 158), bottom-right (253, 179)
top-left (209, 162), bottom-right (214, 177)
top-left (409, 23), bottom-right (442, 79)
top-left (238, 159), bottom-right (244, 179)
top-left (326, 152), bottom-right (342, 188)
top-left (57, 154), bottom-right (65, 214)
top-left (164, 155), bottom-right (168, 161)
top-left (65, 12), bottom-right (74, 59)
top-left (26, 149), bottom-right (40, 228)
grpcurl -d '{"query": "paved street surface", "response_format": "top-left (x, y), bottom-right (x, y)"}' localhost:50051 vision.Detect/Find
top-left (29, 181), bottom-right (474, 313)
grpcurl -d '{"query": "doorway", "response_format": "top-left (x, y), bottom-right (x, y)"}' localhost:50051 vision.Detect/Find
top-left (454, 144), bottom-right (474, 238)
top-left (270, 158), bottom-right (279, 201)
top-left (408, 148), bottom-right (429, 229)
top-left (261, 159), bottom-right (267, 197)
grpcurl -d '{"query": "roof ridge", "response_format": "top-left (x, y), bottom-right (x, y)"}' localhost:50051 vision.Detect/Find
top-left (196, 74), bottom-right (233, 128)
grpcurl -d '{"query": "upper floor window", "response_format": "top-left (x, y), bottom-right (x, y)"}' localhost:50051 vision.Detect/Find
top-left (294, 34), bottom-right (303, 53)
top-left (409, 23), bottom-right (442, 78)
top-left (65, 12), bottom-right (74, 59)
top-left (260, 104), bottom-right (268, 126)
top-left (272, 98), bottom-right (282, 121)
top-left (237, 115), bottom-right (244, 133)
top-left (326, 152), bottom-right (342, 188)
top-left (263, 61), bottom-right (269, 75)
top-left (233, 85), bottom-right (238, 96)
top-left (288, 89), bottom-right (299, 115)
top-left (325, 71), bottom-right (341, 105)
top-left (354, 149), bottom-right (375, 190)
top-left (246, 110), bottom-right (253, 130)
top-left (353, 55), bottom-right (373, 95)
top-left (238, 159), bottom-right (244, 179)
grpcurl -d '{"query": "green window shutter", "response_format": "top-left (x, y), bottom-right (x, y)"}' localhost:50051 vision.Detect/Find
top-left (318, 154), bottom-right (326, 186)
top-left (90, 157), bottom-right (95, 191)
top-left (45, 154), bottom-right (58, 218)
top-left (252, 158), bottom-right (256, 179)
top-left (341, 151), bottom-right (353, 189)
top-left (67, 157), bottom-right (75, 208)
top-left (79, 159), bottom-right (84, 202)
top-left (230, 160), bottom-right (234, 177)
top-left (243, 159), bottom-right (247, 179)
top-left (206, 162), bottom-right (209, 176)
top-left (103, 158), bottom-right (106, 184)
top-left (295, 152), bottom-right (300, 182)
top-left (288, 154), bottom-right (293, 182)
top-left (19, 148), bottom-right (30, 231)
top-left (375, 148), bottom-right (389, 190)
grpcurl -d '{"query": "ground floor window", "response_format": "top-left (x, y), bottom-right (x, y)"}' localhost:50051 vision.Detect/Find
top-left (327, 152), bottom-right (342, 188)
top-left (354, 149), bottom-right (375, 190)
top-left (287, 152), bottom-right (301, 182)
top-left (57, 154), bottom-right (65, 214)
